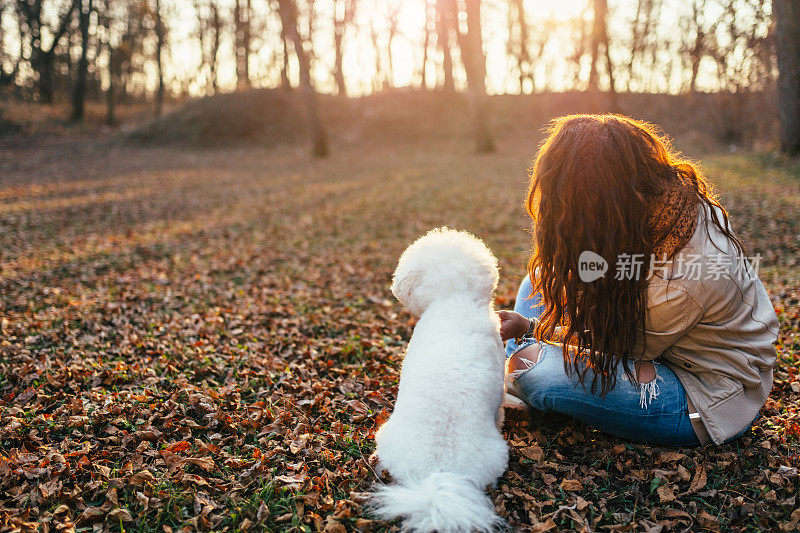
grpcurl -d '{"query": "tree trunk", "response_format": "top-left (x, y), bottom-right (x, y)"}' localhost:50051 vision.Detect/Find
top-left (26, 0), bottom-right (78, 103)
top-left (370, 18), bottom-right (382, 92)
top-left (686, 0), bottom-right (705, 94)
top-left (586, 0), bottom-right (617, 111)
top-left (233, 0), bottom-right (251, 89)
top-left (587, 0), bottom-right (605, 92)
top-left (775, 0), bottom-right (800, 154)
top-left (210, 3), bottom-right (220, 93)
top-left (386, 11), bottom-right (399, 87)
top-left (277, 0), bottom-right (329, 158)
top-left (603, 26), bottom-right (618, 111)
top-left (107, 47), bottom-right (116, 125)
top-left (436, 0), bottom-right (454, 92)
top-left (280, 30), bottom-right (291, 90)
top-left (234, 0), bottom-right (251, 89)
top-left (419, 0), bottom-right (431, 90)
top-left (101, 1), bottom-right (116, 125)
top-left (511, 0), bottom-right (532, 94)
top-left (332, 0), bottom-right (350, 96)
top-left (154, 0), bottom-right (165, 116)
top-left (626, 0), bottom-right (643, 91)
top-left (38, 53), bottom-right (55, 103)
top-left (71, 0), bottom-right (93, 121)
top-left (244, 0), bottom-right (251, 85)
top-left (457, 0), bottom-right (495, 153)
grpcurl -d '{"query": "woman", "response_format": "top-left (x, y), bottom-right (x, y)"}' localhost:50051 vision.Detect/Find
top-left (498, 114), bottom-right (779, 446)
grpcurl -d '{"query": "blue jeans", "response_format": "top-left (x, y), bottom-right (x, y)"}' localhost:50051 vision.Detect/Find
top-left (506, 275), bottom-right (701, 447)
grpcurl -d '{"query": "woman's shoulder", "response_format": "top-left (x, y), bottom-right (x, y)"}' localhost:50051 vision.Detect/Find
top-left (660, 204), bottom-right (743, 273)
top-left (649, 203), bottom-right (754, 301)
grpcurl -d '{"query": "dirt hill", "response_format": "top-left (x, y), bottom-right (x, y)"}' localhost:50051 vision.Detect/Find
top-left (126, 88), bottom-right (778, 153)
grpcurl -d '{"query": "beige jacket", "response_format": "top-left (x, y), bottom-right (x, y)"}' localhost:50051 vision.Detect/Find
top-left (638, 204), bottom-right (779, 445)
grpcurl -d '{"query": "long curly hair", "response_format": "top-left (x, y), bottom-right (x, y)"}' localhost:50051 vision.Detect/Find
top-left (526, 114), bottom-right (743, 396)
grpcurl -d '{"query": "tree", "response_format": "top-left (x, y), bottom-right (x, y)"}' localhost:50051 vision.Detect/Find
top-left (279, 14), bottom-right (290, 90)
top-left (682, 0), bottom-right (713, 93)
top-left (194, 0), bottom-right (221, 94)
top-left (435, 0), bottom-right (454, 92)
top-left (384, 2), bottom-right (400, 87)
top-left (453, 0), bottom-right (494, 152)
top-left (508, 0), bottom-right (532, 93)
top-left (15, 0), bottom-right (78, 103)
top-left (154, 0), bottom-right (165, 115)
top-left (332, 0), bottom-right (355, 96)
top-left (97, 0), bottom-right (115, 124)
top-left (775, 0), bottom-right (800, 154)
top-left (71, 0), bottom-right (93, 121)
top-left (418, 0), bottom-right (432, 89)
top-left (233, 0), bottom-right (251, 89)
top-left (277, 0), bottom-right (328, 157)
top-left (369, 16), bottom-right (382, 92)
top-left (587, 0), bottom-right (617, 110)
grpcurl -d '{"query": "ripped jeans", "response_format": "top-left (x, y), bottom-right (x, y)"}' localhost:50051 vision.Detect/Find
top-left (506, 275), bottom-right (700, 447)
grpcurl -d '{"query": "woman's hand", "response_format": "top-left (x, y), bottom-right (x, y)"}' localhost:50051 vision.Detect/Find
top-left (497, 310), bottom-right (532, 341)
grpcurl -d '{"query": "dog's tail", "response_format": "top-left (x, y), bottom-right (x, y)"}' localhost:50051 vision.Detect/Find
top-left (368, 472), bottom-right (501, 532)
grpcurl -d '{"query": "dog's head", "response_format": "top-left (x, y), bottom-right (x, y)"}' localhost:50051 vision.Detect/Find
top-left (391, 227), bottom-right (499, 316)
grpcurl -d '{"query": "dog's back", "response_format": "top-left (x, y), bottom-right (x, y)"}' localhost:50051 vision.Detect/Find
top-left (375, 295), bottom-right (507, 487)
top-left (369, 228), bottom-right (509, 532)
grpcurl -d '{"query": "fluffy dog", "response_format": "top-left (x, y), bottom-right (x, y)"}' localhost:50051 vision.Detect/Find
top-left (369, 227), bottom-right (509, 532)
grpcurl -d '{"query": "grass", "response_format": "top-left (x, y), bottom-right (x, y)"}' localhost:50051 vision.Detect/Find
top-left (0, 134), bottom-right (798, 532)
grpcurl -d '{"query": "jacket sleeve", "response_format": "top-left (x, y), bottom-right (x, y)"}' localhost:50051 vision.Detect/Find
top-left (634, 279), bottom-right (704, 361)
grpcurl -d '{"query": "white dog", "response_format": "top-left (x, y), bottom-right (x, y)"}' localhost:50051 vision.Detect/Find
top-left (369, 228), bottom-right (509, 532)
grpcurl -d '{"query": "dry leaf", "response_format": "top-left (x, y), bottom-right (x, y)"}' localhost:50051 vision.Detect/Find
top-left (275, 474), bottom-right (307, 486)
top-left (185, 457), bottom-right (215, 472)
top-left (657, 484), bottom-right (676, 503)
top-left (659, 451), bottom-right (686, 463)
top-left (519, 444), bottom-right (544, 461)
top-left (560, 479), bottom-right (583, 491)
top-left (77, 507), bottom-right (104, 524)
top-left (323, 519), bottom-right (348, 533)
top-left (130, 470), bottom-right (156, 483)
top-left (107, 508), bottom-right (134, 522)
top-left (530, 518), bottom-right (557, 532)
top-left (689, 463), bottom-right (707, 493)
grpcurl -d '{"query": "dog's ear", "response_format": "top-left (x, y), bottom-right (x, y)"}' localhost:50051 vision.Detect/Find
top-left (391, 269), bottom-right (423, 312)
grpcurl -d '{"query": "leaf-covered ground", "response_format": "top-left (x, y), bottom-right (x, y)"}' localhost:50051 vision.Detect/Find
top-left (1, 138), bottom-right (798, 532)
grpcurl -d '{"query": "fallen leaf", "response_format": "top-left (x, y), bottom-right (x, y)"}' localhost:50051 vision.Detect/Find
top-left (659, 451), bottom-right (686, 463)
top-left (107, 508), bottom-right (133, 522)
top-left (323, 519), bottom-right (347, 533)
top-left (531, 518), bottom-right (557, 532)
top-left (130, 470), bottom-right (156, 483)
top-left (77, 506), bottom-right (104, 524)
top-left (560, 479), bottom-right (583, 491)
top-left (519, 444), bottom-right (544, 461)
top-left (185, 457), bottom-right (215, 472)
top-left (275, 474), bottom-right (307, 486)
top-left (689, 463), bottom-right (707, 493)
top-left (657, 484), bottom-right (676, 503)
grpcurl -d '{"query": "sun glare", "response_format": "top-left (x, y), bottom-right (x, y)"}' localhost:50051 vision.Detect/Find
top-left (168, 0), bottom-right (629, 96)
top-left (527, 0), bottom-right (587, 21)
top-left (343, 0), bottom-right (591, 95)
